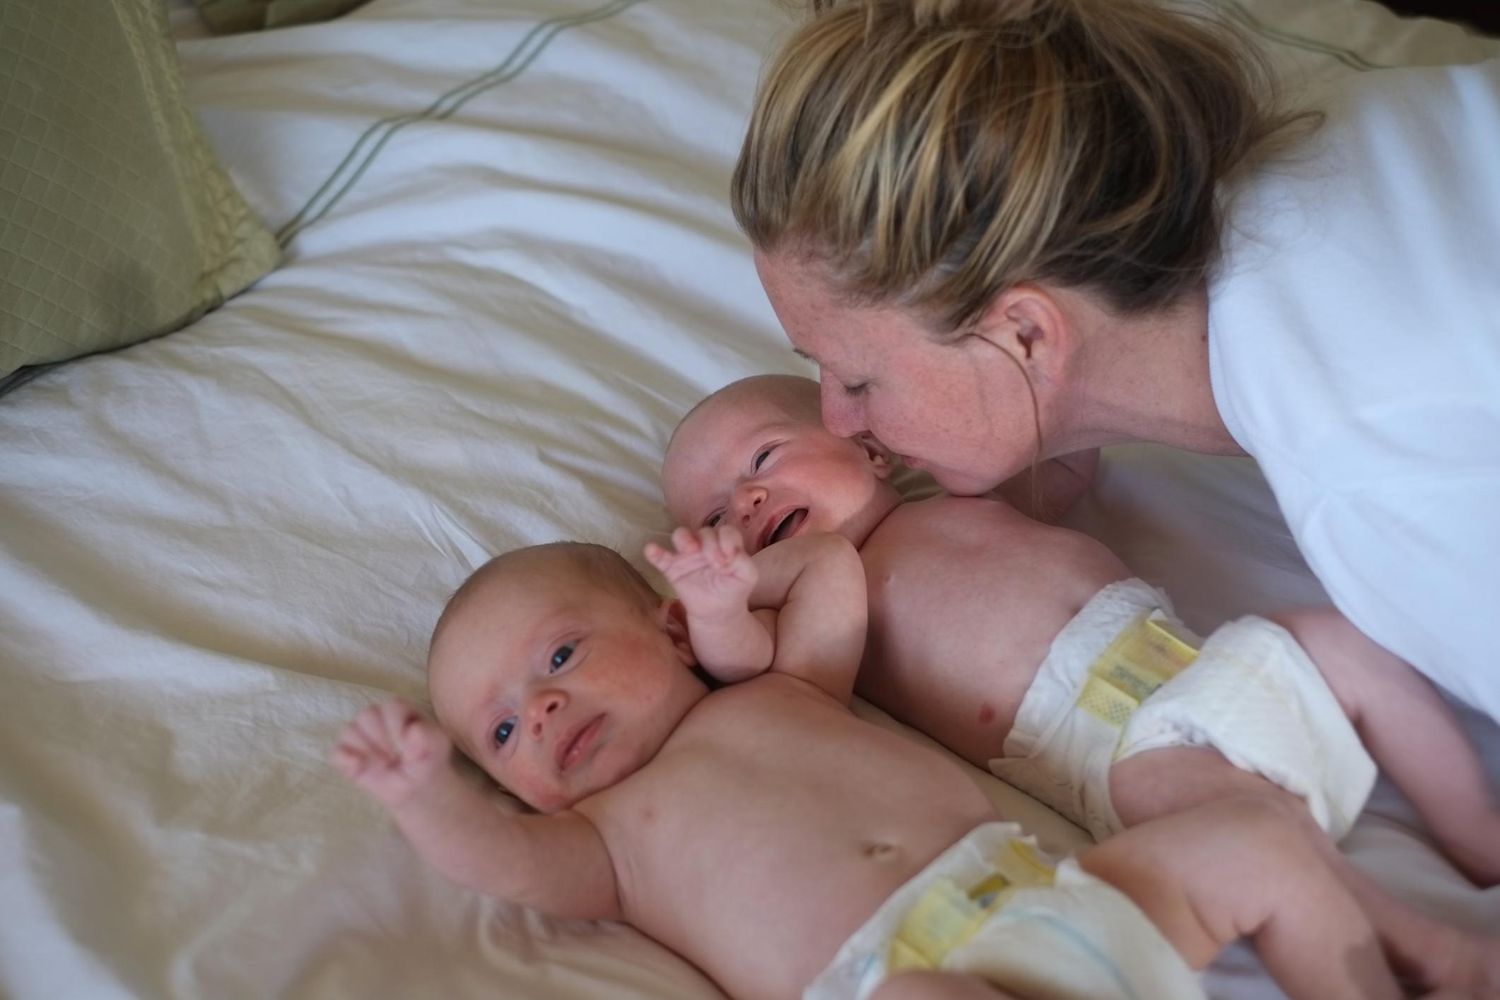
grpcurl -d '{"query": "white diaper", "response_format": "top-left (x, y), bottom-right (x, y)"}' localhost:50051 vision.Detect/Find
top-left (989, 579), bottom-right (1376, 841)
top-left (804, 822), bottom-right (1204, 1000)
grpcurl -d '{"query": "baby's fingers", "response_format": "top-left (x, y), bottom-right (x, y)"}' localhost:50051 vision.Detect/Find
top-left (375, 698), bottom-right (422, 748)
top-left (643, 539), bottom-right (673, 571)
top-left (331, 722), bottom-right (393, 782)
top-left (330, 740), bottom-right (374, 780)
top-left (670, 526), bottom-right (703, 557)
top-left (349, 702), bottom-right (398, 755)
top-left (713, 525), bottom-right (746, 560)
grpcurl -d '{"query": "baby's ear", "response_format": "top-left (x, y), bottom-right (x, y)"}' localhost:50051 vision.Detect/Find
top-left (658, 598), bottom-right (697, 666)
top-left (855, 433), bottom-right (895, 479)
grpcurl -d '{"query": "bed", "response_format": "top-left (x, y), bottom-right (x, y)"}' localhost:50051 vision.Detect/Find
top-left (1, 0), bottom-right (1496, 997)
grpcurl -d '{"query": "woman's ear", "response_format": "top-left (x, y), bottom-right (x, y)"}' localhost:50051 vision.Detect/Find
top-left (969, 283), bottom-right (1073, 383)
top-left (854, 433), bottom-right (895, 479)
top-left (658, 598), bottom-right (696, 665)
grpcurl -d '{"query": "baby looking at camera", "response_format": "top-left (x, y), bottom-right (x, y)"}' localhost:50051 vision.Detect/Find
top-left (332, 525), bottom-right (1410, 1000)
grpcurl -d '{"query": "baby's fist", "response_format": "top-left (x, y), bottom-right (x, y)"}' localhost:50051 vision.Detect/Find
top-left (332, 697), bottom-right (452, 810)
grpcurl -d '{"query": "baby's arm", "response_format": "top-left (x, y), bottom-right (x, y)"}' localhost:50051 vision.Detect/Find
top-left (744, 530), bottom-right (867, 704)
top-left (645, 525), bottom-right (773, 683)
top-left (332, 698), bottom-right (621, 921)
top-left (644, 527), bottom-right (868, 702)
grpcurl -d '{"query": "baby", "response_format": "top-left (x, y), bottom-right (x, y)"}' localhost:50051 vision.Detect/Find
top-left (661, 373), bottom-right (1500, 992)
top-left (334, 527), bottom-right (1411, 1000)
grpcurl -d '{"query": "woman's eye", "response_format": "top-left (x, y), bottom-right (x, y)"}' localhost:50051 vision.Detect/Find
top-left (752, 446), bottom-right (773, 470)
top-left (705, 511), bottom-right (723, 528)
top-left (550, 644), bottom-right (575, 671)
top-left (495, 718), bottom-right (516, 746)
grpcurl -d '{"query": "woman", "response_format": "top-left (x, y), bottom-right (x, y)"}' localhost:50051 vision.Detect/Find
top-left (730, 0), bottom-right (1500, 720)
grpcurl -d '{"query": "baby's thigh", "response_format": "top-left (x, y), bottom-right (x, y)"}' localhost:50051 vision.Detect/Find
top-left (1109, 745), bottom-right (1303, 829)
top-left (1079, 795), bottom-right (1315, 968)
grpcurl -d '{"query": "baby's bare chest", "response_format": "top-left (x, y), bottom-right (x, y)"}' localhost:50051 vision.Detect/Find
top-left (587, 686), bottom-right (994, 995)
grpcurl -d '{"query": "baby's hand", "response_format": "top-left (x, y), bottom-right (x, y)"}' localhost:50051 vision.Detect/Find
top-left (645, 525), bottom-right (757, 621)
top-left (332, 698), bottom-right (453, 811)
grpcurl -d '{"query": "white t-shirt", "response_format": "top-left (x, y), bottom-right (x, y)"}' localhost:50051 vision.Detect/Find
top-left (1208, 58), bottom-right (1500, 720)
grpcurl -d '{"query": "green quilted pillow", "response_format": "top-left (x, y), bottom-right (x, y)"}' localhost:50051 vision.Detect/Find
top-left (0, 0), bottom-right (281, 384)
top-left (192, 0), bottom-right (372, 34)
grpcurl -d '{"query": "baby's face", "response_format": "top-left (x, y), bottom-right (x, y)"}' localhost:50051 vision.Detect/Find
top-left (429, 559), bottom-right (701, 813)
top-left (662, 381), bottom-right (903, 554)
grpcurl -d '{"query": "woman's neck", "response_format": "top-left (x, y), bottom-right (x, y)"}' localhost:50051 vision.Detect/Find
top-left (1048, 283), bottom-right (1245, 458)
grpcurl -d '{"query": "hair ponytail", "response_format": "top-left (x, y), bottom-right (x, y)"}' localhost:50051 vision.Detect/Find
top-left (733, 0), bottom-right (1313, 327)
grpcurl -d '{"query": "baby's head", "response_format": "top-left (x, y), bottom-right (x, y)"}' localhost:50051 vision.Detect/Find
top-left (427, 542), bottom-right (704, 814)
top-left (662, 374), bottom-right (903, 554)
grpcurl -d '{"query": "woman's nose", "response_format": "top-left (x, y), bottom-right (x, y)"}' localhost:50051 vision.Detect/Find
top-left (526, 688), bottom-right (567, 739)
top-left (819, 380), bottom-right (862, 438)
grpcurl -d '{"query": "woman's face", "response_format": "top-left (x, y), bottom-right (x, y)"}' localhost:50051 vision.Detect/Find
top-left (755, 249), bottom-right (1039, 496)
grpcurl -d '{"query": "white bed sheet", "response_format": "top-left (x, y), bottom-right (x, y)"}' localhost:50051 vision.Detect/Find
top-left (1, 1), bottom-right (1496, 997)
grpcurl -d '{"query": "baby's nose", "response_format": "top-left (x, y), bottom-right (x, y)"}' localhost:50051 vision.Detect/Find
top-left (527, 690), bottom-right (566, 738)
top-left (734, 485), bottom-right (766, 519)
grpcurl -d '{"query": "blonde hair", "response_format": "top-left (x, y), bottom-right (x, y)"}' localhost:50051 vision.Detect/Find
top-left (733, 0), bottom-right (1312, 328)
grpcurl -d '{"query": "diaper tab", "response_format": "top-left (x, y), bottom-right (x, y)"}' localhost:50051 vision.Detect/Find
top-left (1078, 612), bottom-right (1199, 729)
top-left (888, 840), bottom-right (1058, 974)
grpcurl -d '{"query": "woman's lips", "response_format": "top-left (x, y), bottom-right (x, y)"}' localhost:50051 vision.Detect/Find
top-left (557, 714), bottom-right (604, 771)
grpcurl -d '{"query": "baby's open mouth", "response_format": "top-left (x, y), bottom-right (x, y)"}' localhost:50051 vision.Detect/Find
top-left (761, 508), bottom-right (807, 549)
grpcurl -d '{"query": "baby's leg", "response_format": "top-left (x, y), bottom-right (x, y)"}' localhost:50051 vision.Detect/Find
top-left (1273, 606), bottom-right (1500, 886)
top-left (1113, 747), bottom-right (1500, 993)
top-left (1080, 795), bottom-right (1401, 1000)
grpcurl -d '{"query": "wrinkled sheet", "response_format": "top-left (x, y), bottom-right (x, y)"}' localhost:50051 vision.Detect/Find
top-left (1, 1), bottom-right (1496, 997)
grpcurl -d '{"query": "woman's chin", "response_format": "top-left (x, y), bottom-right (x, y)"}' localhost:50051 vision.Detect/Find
top-left (930, 467), bottom-right (1000, 497)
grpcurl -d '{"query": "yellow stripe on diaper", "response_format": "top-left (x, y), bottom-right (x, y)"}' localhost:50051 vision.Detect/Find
top-left (888, 841), bottom-right (1057, 973)
top-left (1078, 613), bottom-right (1199, 728)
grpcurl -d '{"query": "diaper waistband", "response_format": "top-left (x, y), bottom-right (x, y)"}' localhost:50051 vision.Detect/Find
top-left (1005, 579), bottom-right (1199, 759)
top-left (1078, 609), bottom-right (1200, 730)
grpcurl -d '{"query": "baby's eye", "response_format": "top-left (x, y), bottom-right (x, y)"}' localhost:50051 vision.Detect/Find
top-left (705, 511), bottom-right (724, 528)
top-left (752, 446), bottom-right (774, 470)
top-left (494, 717), bottom-right (516, 746)
top-left (549, 644), bottom-right (575, 672)
top-left (842, 381), bottom-right (869, 397)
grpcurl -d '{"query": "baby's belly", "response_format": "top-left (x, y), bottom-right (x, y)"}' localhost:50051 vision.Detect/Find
top-left (627, 802), bottom-right (993, 1000)
top-left (608, 680), bottom-right (1000, 999)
